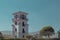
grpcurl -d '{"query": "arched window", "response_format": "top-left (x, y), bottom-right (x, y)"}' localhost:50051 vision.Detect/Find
top-left (22, 28), bottom-right (25, 33)
top-left (23, 35), bottom-right (24, 38)
top-left (15, 28), bottom-right (17, 32)
top-left (21, 15), bottom-right (26, 19)
top-left (15, 22), bottom-right (17, 25)
top-left (22, 22), bottom-right (25, 26)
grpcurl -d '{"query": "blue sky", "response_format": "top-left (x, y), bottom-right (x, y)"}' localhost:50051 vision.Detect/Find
top-left (0, 0), bottom-right (60, 33)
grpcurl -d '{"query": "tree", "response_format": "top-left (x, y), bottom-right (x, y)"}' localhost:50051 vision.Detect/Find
top-left (32, 37), bottom-right (36, 40)
top-left (40, 26), bottom-right (55, 38)
top-left (26, 34), bottom-right (33, 40)
top-left (58, 30), bottom-right (60, 38)
top-left (0, 32), bottom-right (4, 40)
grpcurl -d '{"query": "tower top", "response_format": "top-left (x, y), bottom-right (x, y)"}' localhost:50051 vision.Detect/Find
top-left (13, 11), bottom-right (28, 15)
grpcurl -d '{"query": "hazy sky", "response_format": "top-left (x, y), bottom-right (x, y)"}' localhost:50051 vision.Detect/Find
top-left (0, 0), bottom-right (60, 33)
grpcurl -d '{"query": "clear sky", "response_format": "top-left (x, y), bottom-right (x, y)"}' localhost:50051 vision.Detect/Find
top-left (0, 0), bottom-right (60, 33)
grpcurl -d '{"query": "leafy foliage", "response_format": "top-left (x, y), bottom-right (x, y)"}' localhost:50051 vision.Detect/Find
top-left (58, 30), bottom-right (60, 38)
top-left (0, 32), bottom-right (4, 40)
top-left (40, 26), bottom-right (55, 38)
top-left (26, 34), bottom-right (33, 40)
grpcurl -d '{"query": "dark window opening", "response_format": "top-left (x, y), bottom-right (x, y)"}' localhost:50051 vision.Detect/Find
top-left (23, 35), bottom-right (24, 38)
top-left (15, 22), bottom-right (17, 25)
top-left (21, 15), bottom-right (26, 19)
top-left (15, 28), bottom-right (17, 32)
top-left (22, 22), bottom-right (25, 26)
top-left (22, 28), bottom-right (25, 33)
top-left (15, 15), bottom-right (18, 19)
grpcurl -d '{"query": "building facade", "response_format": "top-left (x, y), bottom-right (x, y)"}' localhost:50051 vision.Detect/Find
top-left (12, 11), bottom-right (28, 38)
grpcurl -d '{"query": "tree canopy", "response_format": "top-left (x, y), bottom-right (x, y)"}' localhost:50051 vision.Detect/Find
top-left (58, 30), bottom-right (60, 38)
top-left (40, 26), bottom-right (55, 38)
top-left (0, 32), bottom-right (4, 40)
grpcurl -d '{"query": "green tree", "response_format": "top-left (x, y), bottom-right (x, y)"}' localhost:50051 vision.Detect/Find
top-left (40, 26), bottom-right (55, 38)
top-left (26, 34), bottom-right (33, 40)
top-left (0, 32), bottom-right (4, 40)
top-left (58, 30), bottom-right (60, 38)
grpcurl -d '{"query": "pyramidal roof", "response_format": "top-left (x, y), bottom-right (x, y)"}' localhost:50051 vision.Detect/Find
top-left (13, 11), bottom-right (28, 15)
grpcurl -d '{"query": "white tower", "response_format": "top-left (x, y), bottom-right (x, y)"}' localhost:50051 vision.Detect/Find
top-left (12, 11), bottom-right (28, 38)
